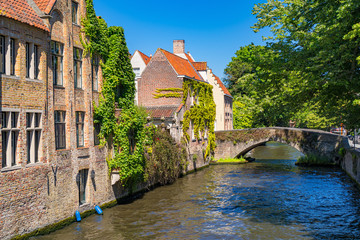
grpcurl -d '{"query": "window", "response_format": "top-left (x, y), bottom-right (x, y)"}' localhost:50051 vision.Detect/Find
top-left (78, 169), bottom-right (88, 205)
top-left (34, 45), bottom-right (39, 79)
top-left (92, 56), bottom-right (99, 91)
top-left (51, 41), bottom-right (64, 86)
top-left (26, 112), bottom-right (42, 164)
top-left (1, 111), bottom-right (19, 168)
top-left (74, 48), bottom-right (82, 89)
top-left (94, 122), bottom-right (100, 145)
top-left (190, 120), bottom-right (195, 141)
top-left (72, 1), bottom-right (78, 24)
top-left (76, 112), bottom-right (84, 147)
top-left (0, 36), bottom-right (4, 74)
top-left (133, 67), bottom-right (140, 77)
top-left (10, 38), bottom-right (15, 75)
top-left (26, 43), bottom-right (30, 78)
top-left (54, 111), bottom-right (66, 149)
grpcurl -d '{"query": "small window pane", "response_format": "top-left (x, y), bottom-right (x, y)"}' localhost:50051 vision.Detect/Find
top-left (0, 36), bottom-right (5, 74)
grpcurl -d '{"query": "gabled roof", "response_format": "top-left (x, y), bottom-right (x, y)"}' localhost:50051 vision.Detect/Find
top-left (161, 49), bottom-right (203, 81)
top-left (137, 50), bottom-right (151, 65)
top-left (146, 106), bottom-right (178, 119)
top-left (213, 73), bottom-right (232, 96)
top-left (185, 53), bottom-right (194, 62)
top-left (33, 0), bottom-right (56, 14)
top-left (0, 0), bottom-right (49, 32)
top-left (192, 62), bottom-right (207, 71)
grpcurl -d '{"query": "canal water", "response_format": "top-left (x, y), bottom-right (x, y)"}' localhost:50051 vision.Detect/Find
top-left (34, 142), bottom-right (360, 239)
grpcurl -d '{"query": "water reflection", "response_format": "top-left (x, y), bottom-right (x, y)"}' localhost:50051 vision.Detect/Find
top-left (34, 142), bottom-right (360, 240)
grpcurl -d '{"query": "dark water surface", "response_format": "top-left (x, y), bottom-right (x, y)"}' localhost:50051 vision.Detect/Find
top-left (35, 142), bottom-right (360, 239)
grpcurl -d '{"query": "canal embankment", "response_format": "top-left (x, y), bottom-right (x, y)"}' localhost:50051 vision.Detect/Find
top-left (341, 148), bottom-right (360, 186)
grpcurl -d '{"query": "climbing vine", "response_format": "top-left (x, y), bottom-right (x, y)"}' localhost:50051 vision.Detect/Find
top-left (152, 88), bottom-right (183, 99)
top-left (81, 0), bottom-right (152, 186)
top-left (182, 79), bottom-right (216, 158)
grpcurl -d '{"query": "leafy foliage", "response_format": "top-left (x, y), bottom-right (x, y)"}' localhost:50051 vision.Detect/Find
top-left (250, 0), bottom-right (360, 129)
top-left (182, 79), bottom-right (216, 158)
top-left (82, 0), bottom-right (151, 186)
top-left (226, 0), bottom-right (360, 129)
top-left (144, 128), bottom-right (188, 185)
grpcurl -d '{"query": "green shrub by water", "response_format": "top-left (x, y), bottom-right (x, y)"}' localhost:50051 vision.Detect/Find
top-left (216, 156), bottom-right (248, 164)
top-left (295, 154), bottom-right (333, 166)
top-left (144, 128), bottom-right (188, 186)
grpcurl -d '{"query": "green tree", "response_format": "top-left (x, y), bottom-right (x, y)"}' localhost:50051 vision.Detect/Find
top-left (252, 0), bottom-right (360, 128)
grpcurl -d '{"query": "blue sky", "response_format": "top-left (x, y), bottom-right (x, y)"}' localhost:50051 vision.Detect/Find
top-left (92, 0), bottom-right (269, 80)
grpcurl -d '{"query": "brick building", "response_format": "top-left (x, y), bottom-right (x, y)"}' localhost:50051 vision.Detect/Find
top-left (0, 1), bottom-right (116, 239)
top-left (135, 40), bottom-right (224, 169)
top-left (133, 40), bottom-right (233, 134)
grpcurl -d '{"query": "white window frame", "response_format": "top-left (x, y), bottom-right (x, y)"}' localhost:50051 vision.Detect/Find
top-left (51, 41), bottom-right (64, 86)
top-left (1, 110), bottom-right (20, 168)
top-left (74, 47), bottom-right (82, 89)
top-left (26, 111), bottom-right (42, 164)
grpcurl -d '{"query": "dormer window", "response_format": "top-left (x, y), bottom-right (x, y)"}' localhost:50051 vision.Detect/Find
top-left (72, 1), bottom-right (78, 24)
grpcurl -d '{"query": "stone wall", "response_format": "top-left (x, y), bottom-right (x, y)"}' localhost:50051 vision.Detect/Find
top-left (341, 149), bottom-right (360, 185)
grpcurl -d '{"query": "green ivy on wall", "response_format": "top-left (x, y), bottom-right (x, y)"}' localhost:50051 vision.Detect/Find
top-left (81, 0), bottom-right (153, 186)
top-left (182, 79), bottom-right (216, 159)
top-left (152, 88), bottom-right (183, 99)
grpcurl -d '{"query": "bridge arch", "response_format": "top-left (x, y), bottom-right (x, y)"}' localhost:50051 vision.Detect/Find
top-left (214, 127), bottom-right (350, 163)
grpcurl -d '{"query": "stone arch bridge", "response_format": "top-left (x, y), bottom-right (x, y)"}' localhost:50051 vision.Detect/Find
top-left (214, 127), bottom-right (350, 162)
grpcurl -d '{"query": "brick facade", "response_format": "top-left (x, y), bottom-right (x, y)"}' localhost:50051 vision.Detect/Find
top-left (0, 1), bottom-right (115, 239)
top-left (137, 47), bottom-right (210, 170)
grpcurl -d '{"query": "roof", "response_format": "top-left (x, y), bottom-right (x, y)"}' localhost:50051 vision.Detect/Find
top-left (33, 0), bottom-right (56, 13)
top-left (161, 49), bottom-right (203, 81)
top-left (214, 74), bottom-right (232, 96)
top-left (146, 106), bottom-right (178, 119)
top-left (137, 50), bottom-right (151, 65)
top-left (185, 53), bottom-right (194, 62)
top-left (0, 0), bottom-right (49, 32)
top-left (192, 62), bottom-right (207, 71)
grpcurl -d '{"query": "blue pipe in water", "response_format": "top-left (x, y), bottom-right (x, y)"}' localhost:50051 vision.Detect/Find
top-left (75, 210), bottom-right (81, 222)
top-left (95, 205), bottom-right (103, 215)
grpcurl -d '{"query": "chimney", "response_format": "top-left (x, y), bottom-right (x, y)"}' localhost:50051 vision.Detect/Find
top-left (173, 40), bottom-right (185, 54)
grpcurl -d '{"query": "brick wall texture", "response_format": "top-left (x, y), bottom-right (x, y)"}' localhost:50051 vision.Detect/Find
top-left (0, 1), bottom-right (115, 239)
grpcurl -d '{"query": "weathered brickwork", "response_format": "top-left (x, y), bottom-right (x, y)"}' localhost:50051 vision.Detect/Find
top-left (0, 1), bottom-right (116, 239)
top-left (138, 51), bottom-right (183, 107)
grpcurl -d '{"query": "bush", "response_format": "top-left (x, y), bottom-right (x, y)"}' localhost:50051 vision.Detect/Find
top-left (144, 128), bottom-right (187, 185)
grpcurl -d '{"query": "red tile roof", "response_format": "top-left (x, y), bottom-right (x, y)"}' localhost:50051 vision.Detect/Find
top-left (161, 49), bottom-right (203, 81)
top-left (185, 53), bottom-right (194, 62)
top-left (138, 50), bottom-right (151, 65)
top-left (192, 62), bottom-right (207, 71)
top-left (33, 0), bottom-right (56, 13)
top-left (214, 73), bottom-right (231, 96)
top-left (0, 0), bottom-right (49, 31)
top-left (146, 106), bottom-right (178, 118)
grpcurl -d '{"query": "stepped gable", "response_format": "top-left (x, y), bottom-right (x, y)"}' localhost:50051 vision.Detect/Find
top-left (33, 0), bottom-right (56, 13)
top-left (0, 0), bottom-right (49, 31)
top-left (137, 50), bottom-right (151, 65)
top-left (213, 72), bottom-right (231, 96)
top-left (161, 49), bottom-right (203, 81)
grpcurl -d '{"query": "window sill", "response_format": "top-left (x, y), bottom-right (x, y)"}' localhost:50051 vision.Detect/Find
top-left (92, 90), bottom-right (99, 93)
top-left (75, 88), bottom-right (84, 91)
top-left (72, 23), bottom-right (81, 28)
top-left (1, 165), bottom-right (22, 173)
top-left (54, 85), bottom-right (65, 89)
top-left (56, 148), bottom-right (70, 152)
top-left (26, 78), bottom-right (42, 83)
top-left (26, 162), bottom-right (44, 168)
top-left (0, 74), bottom-right (20, 80)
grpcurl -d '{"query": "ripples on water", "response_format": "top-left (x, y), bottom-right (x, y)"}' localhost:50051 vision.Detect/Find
top-left (34, 142), bottom-right (360, 240)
